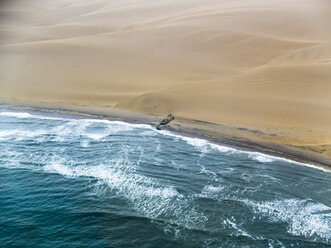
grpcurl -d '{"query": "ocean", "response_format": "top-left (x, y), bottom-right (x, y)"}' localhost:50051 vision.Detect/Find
top-left (0, 109), bottom-right (330, 247)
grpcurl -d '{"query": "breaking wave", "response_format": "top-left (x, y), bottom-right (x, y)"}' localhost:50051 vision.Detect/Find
top-left (244, 199), bottom-right (331, 242)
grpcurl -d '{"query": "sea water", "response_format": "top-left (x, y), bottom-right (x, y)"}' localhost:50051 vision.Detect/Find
top-left (0, 109), bottom-right (330, 247)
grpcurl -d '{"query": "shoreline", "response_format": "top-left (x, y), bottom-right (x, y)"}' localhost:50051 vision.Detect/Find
top-left (1, 101), bottom-right (330, 172)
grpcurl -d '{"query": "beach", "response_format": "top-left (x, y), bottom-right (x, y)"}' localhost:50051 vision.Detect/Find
top-left (1, 102), bottom-right (330, 171)
top-left (1, 0), bottom-right (331, 168)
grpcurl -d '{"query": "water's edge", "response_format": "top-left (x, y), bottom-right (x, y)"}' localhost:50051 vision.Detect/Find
top-left (0, 101), bottom-right (329, 172)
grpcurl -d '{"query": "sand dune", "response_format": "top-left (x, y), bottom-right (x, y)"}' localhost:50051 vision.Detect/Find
top-left (0, 0), bottom-right (331, 158)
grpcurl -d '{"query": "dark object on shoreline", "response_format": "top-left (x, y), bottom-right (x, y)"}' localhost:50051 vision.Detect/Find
top-left (157, 114), bottom-right (175, 130)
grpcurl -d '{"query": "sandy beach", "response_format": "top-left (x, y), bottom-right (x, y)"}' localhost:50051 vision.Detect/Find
top-left (0, 0), bottom-right (330, 168)
top-left (1, 102), bottom-right (330, 171)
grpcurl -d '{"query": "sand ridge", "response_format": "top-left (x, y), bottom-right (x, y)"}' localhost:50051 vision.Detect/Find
top-left (0, 0), bottom-right (331, 159)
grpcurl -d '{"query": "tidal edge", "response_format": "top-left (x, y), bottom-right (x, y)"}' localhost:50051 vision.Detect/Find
top-left (1, 102), bottom-right (330, 171)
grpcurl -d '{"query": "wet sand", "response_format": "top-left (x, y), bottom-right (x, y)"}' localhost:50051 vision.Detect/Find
top-left (1, 102), bottom-right (330, 171)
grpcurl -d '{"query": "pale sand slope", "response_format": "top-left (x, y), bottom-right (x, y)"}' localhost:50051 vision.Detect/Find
top-left (0, 0), bottom-right (331, 158)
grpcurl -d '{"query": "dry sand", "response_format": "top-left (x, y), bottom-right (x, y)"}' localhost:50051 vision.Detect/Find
top-left (0, 0), bottom-right (331, 165)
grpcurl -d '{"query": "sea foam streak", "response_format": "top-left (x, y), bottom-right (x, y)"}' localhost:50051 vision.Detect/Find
top-left (0, 111), bottom-right (63, 120)
top-left (0, 112), bottom-right (33, 118)
top-left (43, 159), bottom-right (208, 231)
top-left (159, 130), bottom-right (329, 172)
top-left (244, 199), bottom-right (331, 241)
top-left (0, 111), bottom-right (153, 129)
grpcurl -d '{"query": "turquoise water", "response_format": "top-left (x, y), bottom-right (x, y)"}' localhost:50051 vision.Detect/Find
top-left (0, 109), bottom-right (330, 247)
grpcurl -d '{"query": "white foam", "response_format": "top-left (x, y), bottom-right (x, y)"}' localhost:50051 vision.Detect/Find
top-left (0, 111), bottom-right (154, 130)
top-left (42, 159), bottom-right (208, 231)
top-left (159, 130), bottom-right (330, 173)
top-left (81, 140), bottom-right (89, 147)
top-left (224, 217), bottom-right (254, 239)
top-left (267, 239), bottom-right (287, 248)
top-left (201, 185), bottom-right (224, 196)
top-left (84, 132), bottom-right (108, 141)
top-left (43, 160), bottom-right (178, 198)
top-left (82, 118), bottom-right (152, 129)
top-left (248, 153), bottom-right (274, 163)
top-left (0, 117), bottom-right (149, 143)
top-left (159, 130), bottom-right (235, 154)
top-left (0, 129), bottom-right (47, 140)
top-left (45, 162), bottom-right (76, 177)
top-left (0, 130), bottom-right (19, 137)
top-left (0, 111), bottom-right (63, 120)
top-left (0, 112), bottom-right (33, 118)
top-left (244, 199), bottom-right (331, 241)
top-left (1, 121), bottom-right (89, 142)
top-left (245, 151), bottom-right (330, 172)
top-left (194, 185), bottom-right (227, 202)
top-left (0, 150), bottom-right (46, 171)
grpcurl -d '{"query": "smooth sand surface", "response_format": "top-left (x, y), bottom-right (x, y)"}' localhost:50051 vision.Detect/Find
top-left (1, 0), bottom-right (331, 161)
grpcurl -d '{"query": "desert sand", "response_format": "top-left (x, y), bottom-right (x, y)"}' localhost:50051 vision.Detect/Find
top-left (0, 0), bottom-right (331, 164)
